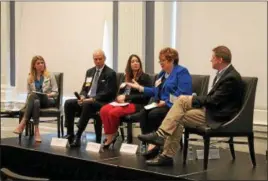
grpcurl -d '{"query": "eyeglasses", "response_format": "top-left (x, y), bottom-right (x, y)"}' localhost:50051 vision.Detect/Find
top-left (158, 60), bottom-right (167, 64)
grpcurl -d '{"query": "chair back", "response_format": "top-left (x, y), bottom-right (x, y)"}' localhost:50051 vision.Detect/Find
top-left (220, 77), bottom-right (258, 133)
top-left (149, 74), bottom-right (158, 85)
top-left (116, 73), bottom-right (125, 92)
top-left (53, 72), bottom-right (63, 109)
top-left (191, 74), bottom-right (210, 96)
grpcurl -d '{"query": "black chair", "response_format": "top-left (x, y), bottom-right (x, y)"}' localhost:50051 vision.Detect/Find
top-left (0, 168), bottom-right (49, 181)
top-left (119, 74), bottom-right (158, 143)
top-left (191, 74), bottom-right (210, 96)
top-left (120, 74), bottom-right (210, 144)
top-left (183, 77), bottom-right (258, 170)
top-left (19, 72), bottom-right (64, 139)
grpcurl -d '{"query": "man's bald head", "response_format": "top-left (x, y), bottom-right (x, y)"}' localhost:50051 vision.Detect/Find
top-left (93, 49), bottom-right (106, 69)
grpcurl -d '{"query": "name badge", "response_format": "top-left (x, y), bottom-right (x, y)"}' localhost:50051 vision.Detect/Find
top-left (155, 78), bottom-right (162, 87)
top-left (120, 143), bottom-right (138, 154)
top-left (85, 77), bottom-right (92, 87)
top-left (169, 94), bottom-right (177, 104)
top-left (50, 138), bottom-right (68, 147)
top-left (86, 142), bottom-right (101, 153)
top-left (119, 82), bottom-right (126, 89)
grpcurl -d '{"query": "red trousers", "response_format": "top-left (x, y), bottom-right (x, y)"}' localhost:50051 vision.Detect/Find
top-left (100, 103), bottom-right (136, 134)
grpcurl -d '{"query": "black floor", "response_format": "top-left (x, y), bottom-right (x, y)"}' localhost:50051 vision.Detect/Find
top-left (1, 133), bottom-right (267, 180)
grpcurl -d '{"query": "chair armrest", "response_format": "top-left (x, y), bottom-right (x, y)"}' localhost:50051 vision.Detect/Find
top-left (1, 168), bottom-right (49, 181)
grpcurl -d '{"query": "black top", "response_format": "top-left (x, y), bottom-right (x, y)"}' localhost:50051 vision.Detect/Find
top-left (192, 65), bottom-right (243, 125)
top-left (118, 73), bottom-right (152, 111)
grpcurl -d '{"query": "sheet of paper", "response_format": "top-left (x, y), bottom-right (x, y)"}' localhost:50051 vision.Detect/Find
top-left (86, 142), bottom-right (101, 153)
top-left (109, 101), bottom-right (130, 107)
top-left (169, 94), bottom-right (178, 104)
top-left (120, 143), bottom-right (138, 154)
top-left (51, 137), bottom-right (68, 147)
top-left (144, 102), bottom-right (158, 110)
top-left (32, 91), bottom-right (46, 95)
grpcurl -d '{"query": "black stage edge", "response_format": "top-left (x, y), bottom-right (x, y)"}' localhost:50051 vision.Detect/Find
top-left (1, 133), bottom-right (267, 180)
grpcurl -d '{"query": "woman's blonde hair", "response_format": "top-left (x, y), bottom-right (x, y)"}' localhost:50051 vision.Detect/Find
top-left (28, 55), bottom-right (49, 84)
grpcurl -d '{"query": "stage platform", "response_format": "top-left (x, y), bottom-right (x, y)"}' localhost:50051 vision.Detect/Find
top-left (1, 133), bottom-right (267, 180)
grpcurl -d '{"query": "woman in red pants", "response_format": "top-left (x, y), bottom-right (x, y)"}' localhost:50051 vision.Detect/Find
top-left (100, 54), bottom-right (152, 148)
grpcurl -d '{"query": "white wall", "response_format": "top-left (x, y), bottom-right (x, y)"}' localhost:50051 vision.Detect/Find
top-left (154, 2), bottom-right (177, 72)
top-left (1, 2), bottom-right (10, 86)
top-left (118, 2), bottom-right (145, 72)
top-left (176, 2), bottom-right (267, 124)
top-left (15, 2), bottom-right (113, 97)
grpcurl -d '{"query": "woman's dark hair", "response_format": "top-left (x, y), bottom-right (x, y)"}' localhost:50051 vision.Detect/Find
top-left (125, 54), bottom-right (143, 82)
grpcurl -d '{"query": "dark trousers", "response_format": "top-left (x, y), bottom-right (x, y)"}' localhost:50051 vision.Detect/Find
top-left (138, 106), bottom-right (170, 134)
top-left (64, 99), bottom-right (102, 137)
top-left (24, 92), bottom-right (55, 125)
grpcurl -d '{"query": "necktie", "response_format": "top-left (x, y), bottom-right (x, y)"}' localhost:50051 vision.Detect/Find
top-left (89, 69), bottom-right (100, 97)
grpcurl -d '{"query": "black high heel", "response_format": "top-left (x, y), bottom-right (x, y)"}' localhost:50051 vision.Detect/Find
top-left (102, 132), bottom-right (119, 149)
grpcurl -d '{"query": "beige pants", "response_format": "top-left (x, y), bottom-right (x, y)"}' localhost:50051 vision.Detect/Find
top-left (159, 96), bottom-right (206, 157)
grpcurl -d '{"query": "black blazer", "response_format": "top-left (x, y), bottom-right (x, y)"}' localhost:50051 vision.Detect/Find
top-left (80, 65), bottom-right (117, 104)
top-left (118, 73), bottom-right (152, 111)
top-left (192, 65), bottom-right (243, 128)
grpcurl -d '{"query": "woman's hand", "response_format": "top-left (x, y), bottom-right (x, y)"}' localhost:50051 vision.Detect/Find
top-left (116, 95), bottom-right (126, 103)
top-left (157, 100), bottom-right (166, 107)
top-left (126, 79), bottom-right (142, 91)
top-left (47, 93), bottom-right (53, 98)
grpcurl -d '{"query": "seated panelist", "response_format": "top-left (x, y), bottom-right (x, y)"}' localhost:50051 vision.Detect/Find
top-left (127, 47), bottom-right (192, 158)
top-left (138, 45), bottom-right (244, 166)
top-left (99, 54), bottom-right (152, 149)
top-left (13, 55), bottom-right (58, 142)
top-left (63, 49), bottom-right (117, 148)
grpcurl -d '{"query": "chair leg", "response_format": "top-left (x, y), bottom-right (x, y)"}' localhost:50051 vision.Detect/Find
top-left (57, 115), bottom-right (60, 138)
top-left (228, 137), bottom-right (236, 160)
top-left (180, 138), bottom-right (183, 151)
top-left (18, 113), bottom-right (23, 140)
top-left (60, 115), bottom-right (64, 137)
top-left (94, 117), bottom-right (102, 143)
top-left (127, 122), bottom-right (133, 144)
top-left (30, 123), bottom-right (34, 136)
top-left (119, 122), bottom-right (125, 142)
top-left (248, 133), bottom-right (256, 167)
top-left (25, 123), bottom-right (29, 136)
top-left (203, 136), bottom-right (210, 170)
top-left (183, 131), bottom-right (189, 165)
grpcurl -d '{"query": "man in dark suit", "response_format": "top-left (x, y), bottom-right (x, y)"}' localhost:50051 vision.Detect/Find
top-left (64, 49), bottom-right (117, 147)
top-left (138, 45), bottom-right (243, 166)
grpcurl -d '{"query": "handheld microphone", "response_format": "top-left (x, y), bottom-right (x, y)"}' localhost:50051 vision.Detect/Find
top-left (74, 92), bottom-right (81, 100)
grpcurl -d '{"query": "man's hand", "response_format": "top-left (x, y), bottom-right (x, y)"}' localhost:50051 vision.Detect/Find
top-left (77, 97), bottom-right (93, 106)
top-left (157, 100), bottom-right (166, 107)
top-left (116, 95), bottom-right (126, 103)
